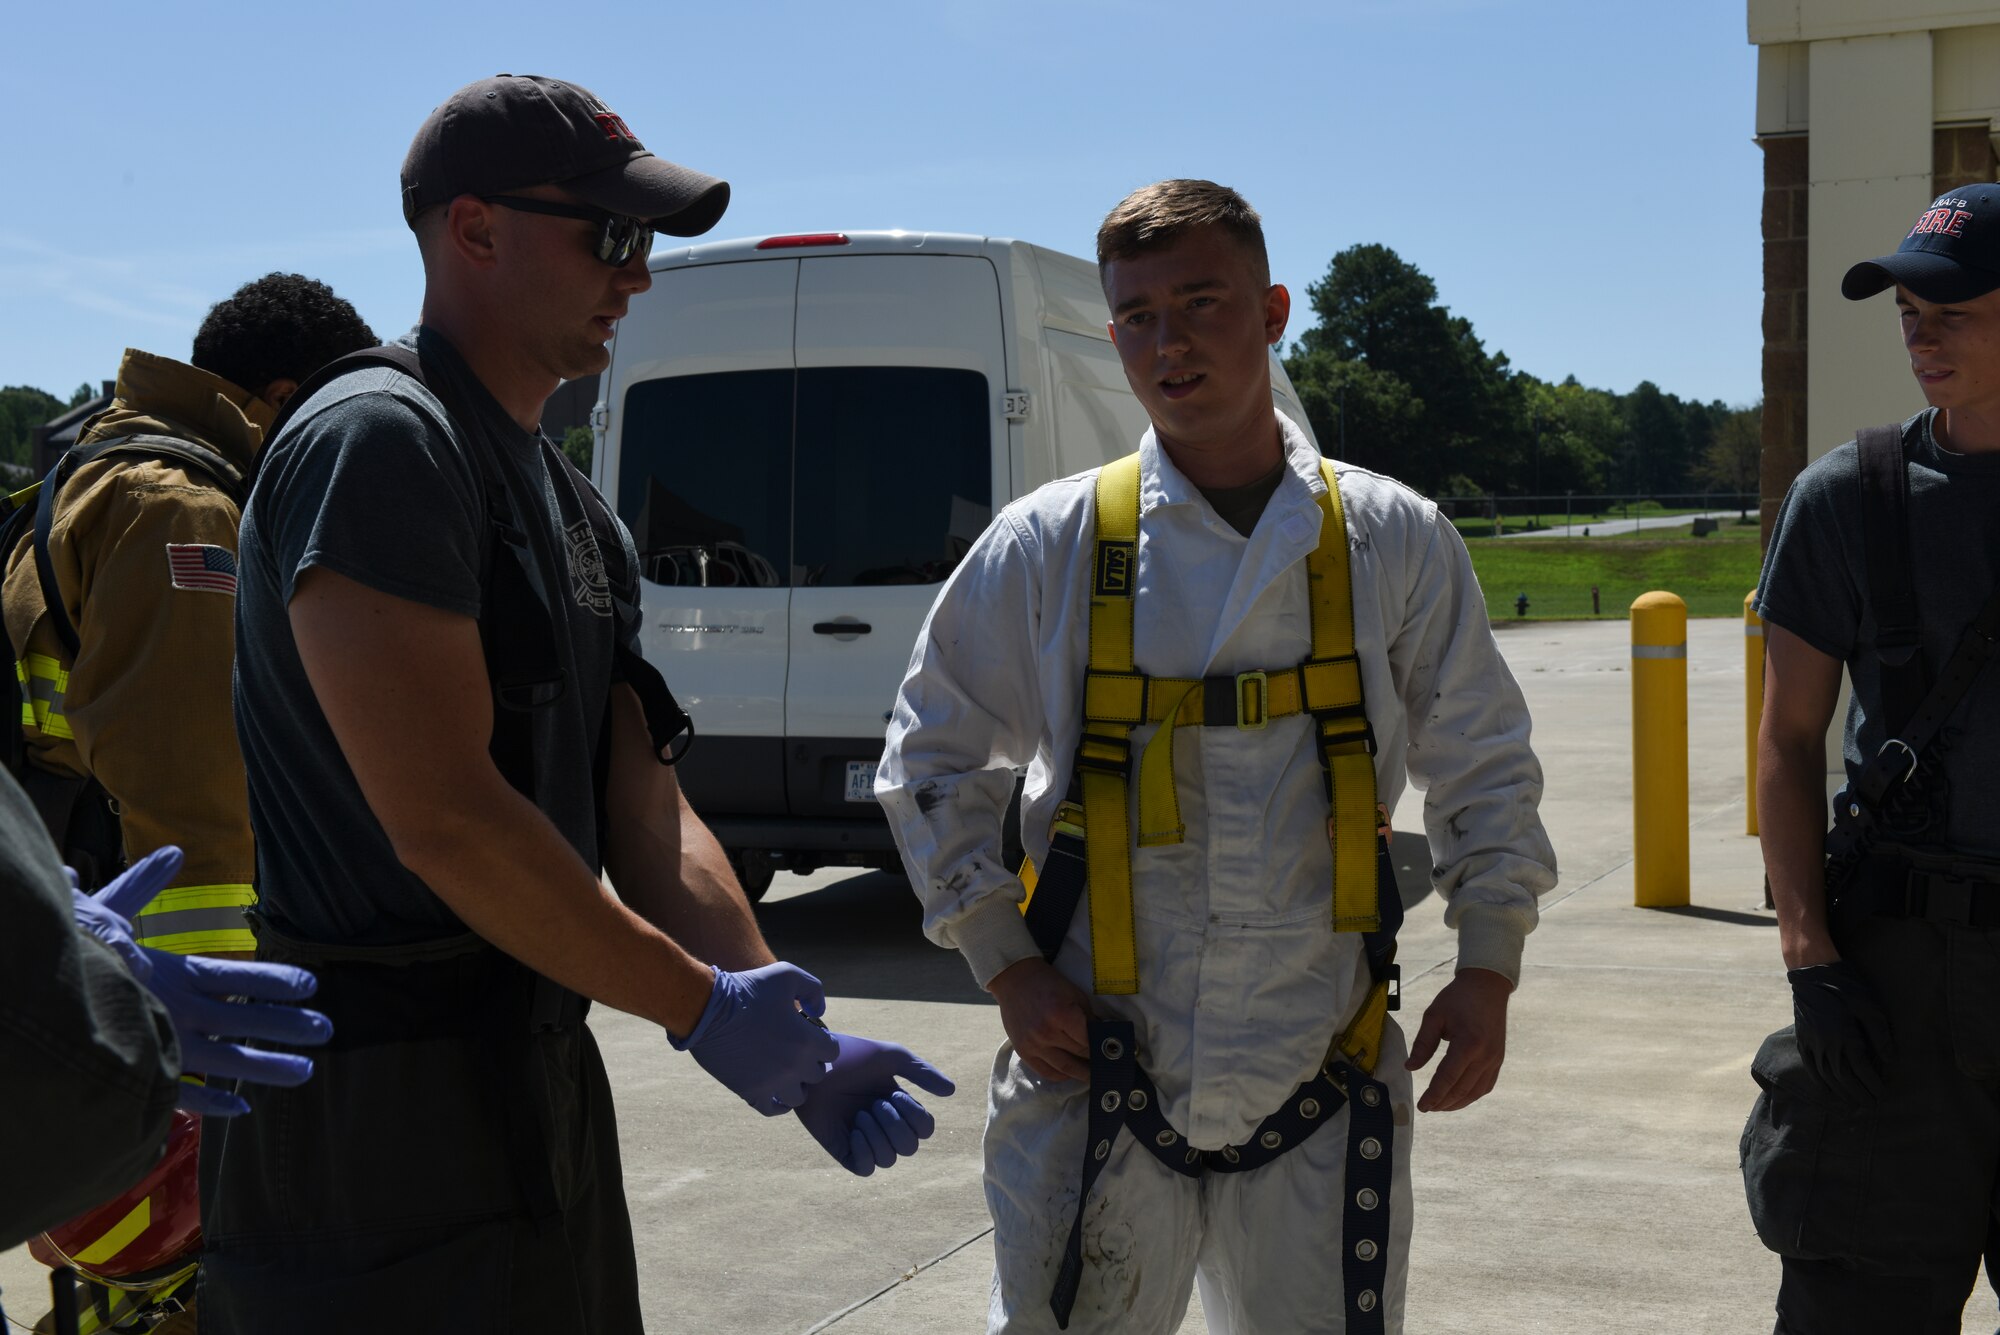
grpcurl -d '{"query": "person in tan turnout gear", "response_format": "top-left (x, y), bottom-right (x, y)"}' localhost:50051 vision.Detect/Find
top-left (3, 272), bottom-right (374, 953)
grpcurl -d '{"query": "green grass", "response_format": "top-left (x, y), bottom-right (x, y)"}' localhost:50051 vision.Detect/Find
top-left (1598, 516), bottom-right (1759, 542)
top-left (1466, 533), bottom-right (1763, 621)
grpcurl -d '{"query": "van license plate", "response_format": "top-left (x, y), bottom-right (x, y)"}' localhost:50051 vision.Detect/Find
top-left (844, 761), bottom-right (878, 803)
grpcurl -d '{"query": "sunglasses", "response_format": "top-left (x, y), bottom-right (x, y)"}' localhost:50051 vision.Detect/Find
top-left (479, 195), bottom-right (654, 268)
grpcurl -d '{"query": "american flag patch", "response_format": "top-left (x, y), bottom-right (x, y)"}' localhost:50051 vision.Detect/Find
top-left (165, 543), bottom-right (238, 595)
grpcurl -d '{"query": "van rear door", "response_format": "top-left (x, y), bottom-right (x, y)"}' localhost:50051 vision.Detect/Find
top-left (605, 258), bottom-right (797, 817)
top-left (785, 254), bottom-right (1008, 819)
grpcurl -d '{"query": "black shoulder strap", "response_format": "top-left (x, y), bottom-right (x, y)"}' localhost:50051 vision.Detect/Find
top-left (541, 441), bottom-right (691, 765)
top-left (30, 432), bottom-right (250, 659)
top-left (1856, 422), bottom-right (1925, 732)
top-left (258, 344), bottom-right (426, 457)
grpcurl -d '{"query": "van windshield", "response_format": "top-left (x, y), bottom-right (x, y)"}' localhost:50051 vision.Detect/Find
top-left (617, 366), bottom-right (991, 589)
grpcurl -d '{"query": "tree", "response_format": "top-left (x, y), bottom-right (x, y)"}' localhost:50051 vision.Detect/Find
top-left (1694, 403), bottom-right (1761, 496)
top-left (1519, 376), bottom-right (1619, 495)
top-left (68, 382), bottom-right (96, 408)
top-left (1283, 347), bottom-right (1425, 478)
top-left (0, 386), bottom-right (64, 468)
top-left (561, 426), bottom-right (593, 473)
top-left (1292, 244), bottom-right (1522, 495)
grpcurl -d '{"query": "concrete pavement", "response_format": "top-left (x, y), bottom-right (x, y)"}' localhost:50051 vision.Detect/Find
top-left (1492, 509), bottom-right (1744, 539)
top-left (7, 618), bottom-right (1996, 1332)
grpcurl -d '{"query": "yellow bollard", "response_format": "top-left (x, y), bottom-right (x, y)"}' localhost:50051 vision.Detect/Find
top-left (1631, 591), bottom-right (1689, 907)
top-left (1745, 592), bottom-right (1763, 836)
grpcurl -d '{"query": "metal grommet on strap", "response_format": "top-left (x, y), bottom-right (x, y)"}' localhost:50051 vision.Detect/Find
top-left (1100, 1091), bottom-right (1122, 1113)
top-left (1184, 1147), bottom-right (1200, 1166)
top-left (1354, 1239), bottom-right (1379, 1262)
top-left (1155, 1129), bottom-right (1177, 1148)
top-left (1129, 1089), bottom-right (1148, 1111)
top-left (1357, 1290), bottom-right (1379, 1314)
top-left (1299, 1097), bottom-right (1321, 1119)
top-left (1094, 1139), bottom-right (1111, 1161)
top-left (1101, 1037), bottom-right (1124, 1061)
top-left (1260, 1130), bottom-right (1283, 1150)
top-left (1361, 1086), bottom-right (1382, 1108)
top-left (1359, 1136), bottom-right (1382, 1160)
top-left (1355, 1187), bottom-right (1380, 1211)
top-left (1221, 1145), bottom-right (1241, 1164)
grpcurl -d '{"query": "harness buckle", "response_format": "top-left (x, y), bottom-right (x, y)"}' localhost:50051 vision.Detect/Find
top-left (1877, 737), bottom-right (1919, 785)
top-left (1319, 712), bottom-right (1377, 757)
top-left (1075, 730), bottom-right (1133, 776)
top-left (1051, 802), bottom-right (1087, 841)
top-left (1235, 671), bottom-right (1269, 730)
top-left (1920, 872), bottom-right (1976, 926)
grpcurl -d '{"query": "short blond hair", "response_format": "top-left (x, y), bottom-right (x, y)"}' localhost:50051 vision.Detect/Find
top-left (1096, 179), bottom-right (1269, 285)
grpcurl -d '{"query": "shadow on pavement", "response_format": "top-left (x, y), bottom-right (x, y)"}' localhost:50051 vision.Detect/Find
top-left (756, 870), bottom-right (994, 1006)
top-left (1646, 904), bottom-right (1777, 928)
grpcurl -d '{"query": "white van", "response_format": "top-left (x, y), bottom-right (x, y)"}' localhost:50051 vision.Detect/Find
top-left (593, 230), bottom-right (1320, 898)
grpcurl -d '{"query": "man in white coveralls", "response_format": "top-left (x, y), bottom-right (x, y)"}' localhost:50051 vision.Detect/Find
top-left (876, 178), bottom-right (1558, 1334)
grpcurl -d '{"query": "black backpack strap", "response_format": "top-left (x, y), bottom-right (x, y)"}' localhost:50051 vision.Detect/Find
top-left (1857, 423), bottom-right (1925, 732)
top-left (252, 345), bottom-right (429, 484)
top-left (28, 432), bottom-right (251, 659)
top-left (543, 442), bottom-right (692, 766)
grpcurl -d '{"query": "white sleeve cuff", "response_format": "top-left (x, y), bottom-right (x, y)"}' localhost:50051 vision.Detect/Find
top-left (948, 890), bottom-right (1045, 989)
top-left (1454, 901), bottom-right (1531, 987)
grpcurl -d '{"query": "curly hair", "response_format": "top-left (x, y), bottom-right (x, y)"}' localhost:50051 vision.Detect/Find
top-left (1096, 179), bottom-right (1269, 287)
top-left (191, 273), bottom-right (377, 397)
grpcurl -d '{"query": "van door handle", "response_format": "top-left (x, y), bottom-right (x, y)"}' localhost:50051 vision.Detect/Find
top-left (813, 621), bottom-right (872, 635)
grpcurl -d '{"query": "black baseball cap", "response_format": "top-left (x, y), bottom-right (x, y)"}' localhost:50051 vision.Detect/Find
top-left (1842, 183), bottom-right (2000, 302)
top-left (400, 74), bottom-right (730, 235)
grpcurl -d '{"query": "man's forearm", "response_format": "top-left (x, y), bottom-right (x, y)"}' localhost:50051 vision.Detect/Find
top-left (392, 773), bottom-right (715, 1035)
top-left (607, 795), bottom-right (774, 972)
top-left (1758, 737), bottom-right (1838, 968)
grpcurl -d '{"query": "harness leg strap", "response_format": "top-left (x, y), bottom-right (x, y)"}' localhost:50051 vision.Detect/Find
top-left (1335, 1058), bottom-right (1395, 1332)
top-left (1050, 1019), bottom-right (1141, 1329)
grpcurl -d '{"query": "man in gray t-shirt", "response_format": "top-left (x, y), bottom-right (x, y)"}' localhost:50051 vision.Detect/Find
top-left (1744, 183), bottom-right (2000, 1333)
top-left (201, 76), bottom-right (951, 1335)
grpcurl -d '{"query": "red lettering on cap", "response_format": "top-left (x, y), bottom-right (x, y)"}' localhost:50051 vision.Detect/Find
top-left (1947, 209), bottom-right (1973, 237)
top-left (594, 112), bottom-right (636, 143)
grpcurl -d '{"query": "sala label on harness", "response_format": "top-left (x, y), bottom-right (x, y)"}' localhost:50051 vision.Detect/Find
top-left (1094, 541), bottom-right (1135, 597)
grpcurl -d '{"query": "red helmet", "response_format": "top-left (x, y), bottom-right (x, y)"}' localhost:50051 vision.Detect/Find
top-left (31, 1112), bottom-right (202, 1288)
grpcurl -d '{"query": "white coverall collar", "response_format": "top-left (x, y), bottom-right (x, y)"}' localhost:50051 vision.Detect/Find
top-left (1136, 411), bottom-right (1330, 516)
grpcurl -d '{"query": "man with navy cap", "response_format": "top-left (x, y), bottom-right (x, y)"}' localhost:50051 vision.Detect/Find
top-left (1744, 182), bottom-right (2000, 1333)
top-left (198, 75), bottom-right (952, 1333)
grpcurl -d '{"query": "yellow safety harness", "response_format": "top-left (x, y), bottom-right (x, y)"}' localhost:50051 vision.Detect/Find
top-left (1021, 452), bottom-right (1400, 1023)
top-left (1029, 452), bottom-right (1405, 1332)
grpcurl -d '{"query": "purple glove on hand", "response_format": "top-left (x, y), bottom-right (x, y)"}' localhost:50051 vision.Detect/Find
top-left (672, 962), bottom-right (842, 1115)
top-left (81, 844), bottom-right (332, 1117)
top-left (69, 846), bottom-right (184, 980)
top-left (793, 1033), bottom-right (956, 1176)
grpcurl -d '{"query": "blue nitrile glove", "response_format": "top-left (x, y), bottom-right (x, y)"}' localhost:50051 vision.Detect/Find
top-left (670, 962), bottom-right (841, 1115)
top-left (793, 1033), bottom-right (956, 1176)
top-left (140, 951), bottom-right (332, 1116)
top-left (69, 846), bottom-right (187, 980)
top-left (89, 846), bottom-right (333, 1117)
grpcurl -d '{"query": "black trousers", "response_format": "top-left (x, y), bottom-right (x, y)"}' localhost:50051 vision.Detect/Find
top-left (196, 936), bottom-right (641, 1334)
top-left (1743, 875), bottom-right (2000, 1335)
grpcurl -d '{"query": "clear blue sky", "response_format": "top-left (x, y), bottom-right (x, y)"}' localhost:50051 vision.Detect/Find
top-left (1, 0), bottom-right (1762, 407)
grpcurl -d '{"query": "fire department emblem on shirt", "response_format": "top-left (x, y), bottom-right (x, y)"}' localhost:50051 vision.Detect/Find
top-left (566, 519), bottom-right (611, 617)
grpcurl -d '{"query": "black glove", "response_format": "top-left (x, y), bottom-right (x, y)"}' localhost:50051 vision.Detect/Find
top-left (1786, 960), bottom-right (1893, 1103)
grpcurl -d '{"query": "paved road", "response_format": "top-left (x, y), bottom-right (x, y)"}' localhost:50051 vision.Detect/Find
top-left (1490, 508), bottom-right (1745, 539)
top-left (8, 619), bottom-right (1996, 1333)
